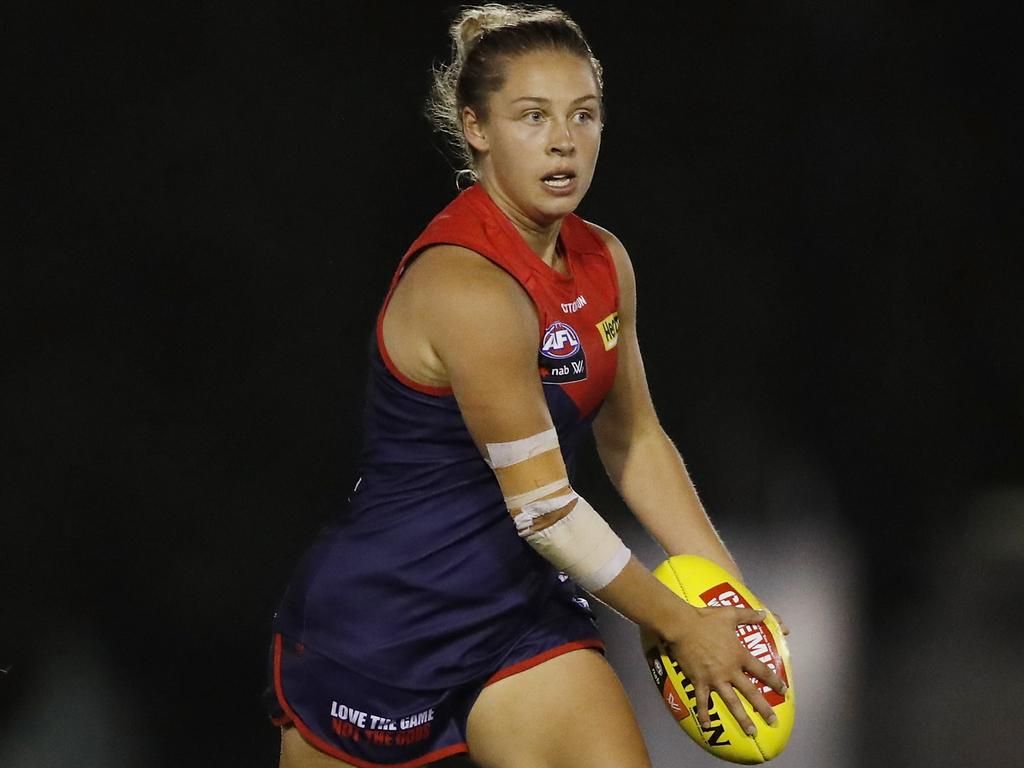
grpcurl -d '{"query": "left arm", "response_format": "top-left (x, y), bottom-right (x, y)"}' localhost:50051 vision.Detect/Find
top-left (590, 226), bottom-right (743, 581)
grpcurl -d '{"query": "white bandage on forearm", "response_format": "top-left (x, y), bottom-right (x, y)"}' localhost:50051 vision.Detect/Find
top-left (521, 494), bottom-right (632, 593)
top-left (483, 427), bottom-right (629, 590)
top-left (484, 428), bottom-right (559, 469)
top-left (505, 479), bottom-right (571, 510)
top-left (512, 490), bottom-right (578, 534)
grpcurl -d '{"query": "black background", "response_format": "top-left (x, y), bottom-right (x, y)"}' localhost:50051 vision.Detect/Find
top-left (5, 2), bottom-right (1021, 766)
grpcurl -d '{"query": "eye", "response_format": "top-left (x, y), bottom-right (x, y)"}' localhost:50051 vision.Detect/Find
top-left (524, 110), bottom-right (545, 123)
top-left (573, 110), bottom-right (594, 124)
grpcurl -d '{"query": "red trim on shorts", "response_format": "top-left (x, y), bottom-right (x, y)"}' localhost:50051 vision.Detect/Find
top-left (271, 634), bottom-right (468, 768)
top-left (483, 638), bottom-right (605, 687)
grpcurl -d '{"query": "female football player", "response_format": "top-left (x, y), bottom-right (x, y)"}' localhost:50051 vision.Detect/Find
top-left (267, 6), bottom-right (788, 767)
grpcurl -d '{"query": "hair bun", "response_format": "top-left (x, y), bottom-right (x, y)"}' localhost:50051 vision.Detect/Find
top-left (453, 4), bottom-right (522, 58)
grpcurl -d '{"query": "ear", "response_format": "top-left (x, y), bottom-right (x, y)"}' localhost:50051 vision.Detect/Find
top-left (462, 106), bottom-right (489, 153)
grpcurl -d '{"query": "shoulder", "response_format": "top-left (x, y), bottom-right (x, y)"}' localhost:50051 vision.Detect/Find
top-left (577, 220), bottom-right (636, 288)
top-left (401, 244), bottom-right (537, 333)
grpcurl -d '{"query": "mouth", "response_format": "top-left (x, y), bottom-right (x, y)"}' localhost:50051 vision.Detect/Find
top-left (541, 170), bottom-right (577, 192)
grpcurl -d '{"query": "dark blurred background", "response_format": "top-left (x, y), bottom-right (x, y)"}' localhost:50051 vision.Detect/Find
top-left (4, 2), bottom-right (1021, 766)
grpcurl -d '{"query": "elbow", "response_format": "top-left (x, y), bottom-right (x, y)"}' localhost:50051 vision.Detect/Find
top-left (596, 417), bottom-right (662, 463)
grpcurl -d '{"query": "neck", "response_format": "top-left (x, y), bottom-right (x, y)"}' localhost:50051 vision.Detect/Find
top-left (478, 177), bottom-right (563, 268)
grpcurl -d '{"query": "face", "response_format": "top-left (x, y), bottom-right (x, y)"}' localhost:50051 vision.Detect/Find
top-left (463, 49), bottom-right (603, 228)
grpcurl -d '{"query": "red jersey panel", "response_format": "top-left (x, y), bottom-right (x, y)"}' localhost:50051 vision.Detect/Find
top-left (378, 183), bottom-right (620, 419)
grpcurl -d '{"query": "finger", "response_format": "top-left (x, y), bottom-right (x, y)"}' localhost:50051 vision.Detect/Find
top-left (767, 608), bottom-right (790, 636)
top-left (732, 674), bottom-right (778, 727)
top-left (694, 683), bottom-right (712, 729)
top-left (716, 683), bottom-right (757, 738)
top-left (735, 608), bottom-right (766, 628)
top-left (776, 613), bottom-right (790, 636)
top-left (744, 656), bottom-right (788, 697)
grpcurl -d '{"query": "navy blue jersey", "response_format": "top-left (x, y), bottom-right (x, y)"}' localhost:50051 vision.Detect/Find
top-left (272, 184), bottom-right (620, 689)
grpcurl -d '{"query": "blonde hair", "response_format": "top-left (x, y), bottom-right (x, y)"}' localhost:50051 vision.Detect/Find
top-left (426, 4), bottom-right (604, 177)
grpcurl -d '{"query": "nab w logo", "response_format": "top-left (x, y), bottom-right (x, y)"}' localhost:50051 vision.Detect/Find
top-left (541, 322), bottom-right (581, 360)
top-left (539, 321), bottom-right (587, 384)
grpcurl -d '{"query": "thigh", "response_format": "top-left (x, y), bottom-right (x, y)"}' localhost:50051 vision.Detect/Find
top-left (280, 726), bottom-right (358, 768)
top-left (466, 649), bottom-right (651, 768)
top-left (280, 724), bottom-right (473, 768)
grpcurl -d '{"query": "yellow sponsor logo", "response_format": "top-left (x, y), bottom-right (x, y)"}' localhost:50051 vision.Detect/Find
top-left (596, 312), bottom-right (620, 351)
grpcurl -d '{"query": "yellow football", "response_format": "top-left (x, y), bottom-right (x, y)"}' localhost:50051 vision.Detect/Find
top-left (639, 555), bottom-right (795, 764)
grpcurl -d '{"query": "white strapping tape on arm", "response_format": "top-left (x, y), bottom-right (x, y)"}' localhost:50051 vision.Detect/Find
top-left (512, 490), bottom-right (578, 534)
top-left (505, 479), bottom-right (571, 510)
top-left (483, 428), bottom-right (628, 590)
top-left (484, 428), bottom-right (560, 469)
top-left (521, 494), bottom-right (631, 593)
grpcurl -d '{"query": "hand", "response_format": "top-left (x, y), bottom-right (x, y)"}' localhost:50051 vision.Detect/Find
top-left (664, 604), bottom-right (789, 738)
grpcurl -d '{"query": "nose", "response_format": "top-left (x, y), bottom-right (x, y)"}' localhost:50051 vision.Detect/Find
top-left (547, 119), bottom-right (575, 156)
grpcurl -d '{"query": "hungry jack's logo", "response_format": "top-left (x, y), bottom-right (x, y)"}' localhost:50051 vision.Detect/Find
top-left (596, 312), bottom-right (619, 351)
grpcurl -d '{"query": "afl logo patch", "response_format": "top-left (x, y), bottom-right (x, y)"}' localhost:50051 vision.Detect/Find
top-left (541, 322), bottom-right (581, 359)
top-left (539, 322), bottom-right (587, 384)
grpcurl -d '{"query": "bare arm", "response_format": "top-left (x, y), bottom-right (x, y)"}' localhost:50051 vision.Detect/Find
top-left (590, 226), bottom-right (742, 580)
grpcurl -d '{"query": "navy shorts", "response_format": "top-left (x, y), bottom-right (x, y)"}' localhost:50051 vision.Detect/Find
top-left (264, 594), bottom-right (602, 767)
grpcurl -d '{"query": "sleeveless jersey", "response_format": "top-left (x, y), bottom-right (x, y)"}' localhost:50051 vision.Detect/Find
top-left (272, 184), bottom-right (621, 689)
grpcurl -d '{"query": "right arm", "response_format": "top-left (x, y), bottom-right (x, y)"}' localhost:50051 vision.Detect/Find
top-left (383, 245), bottom-right (787, 734)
